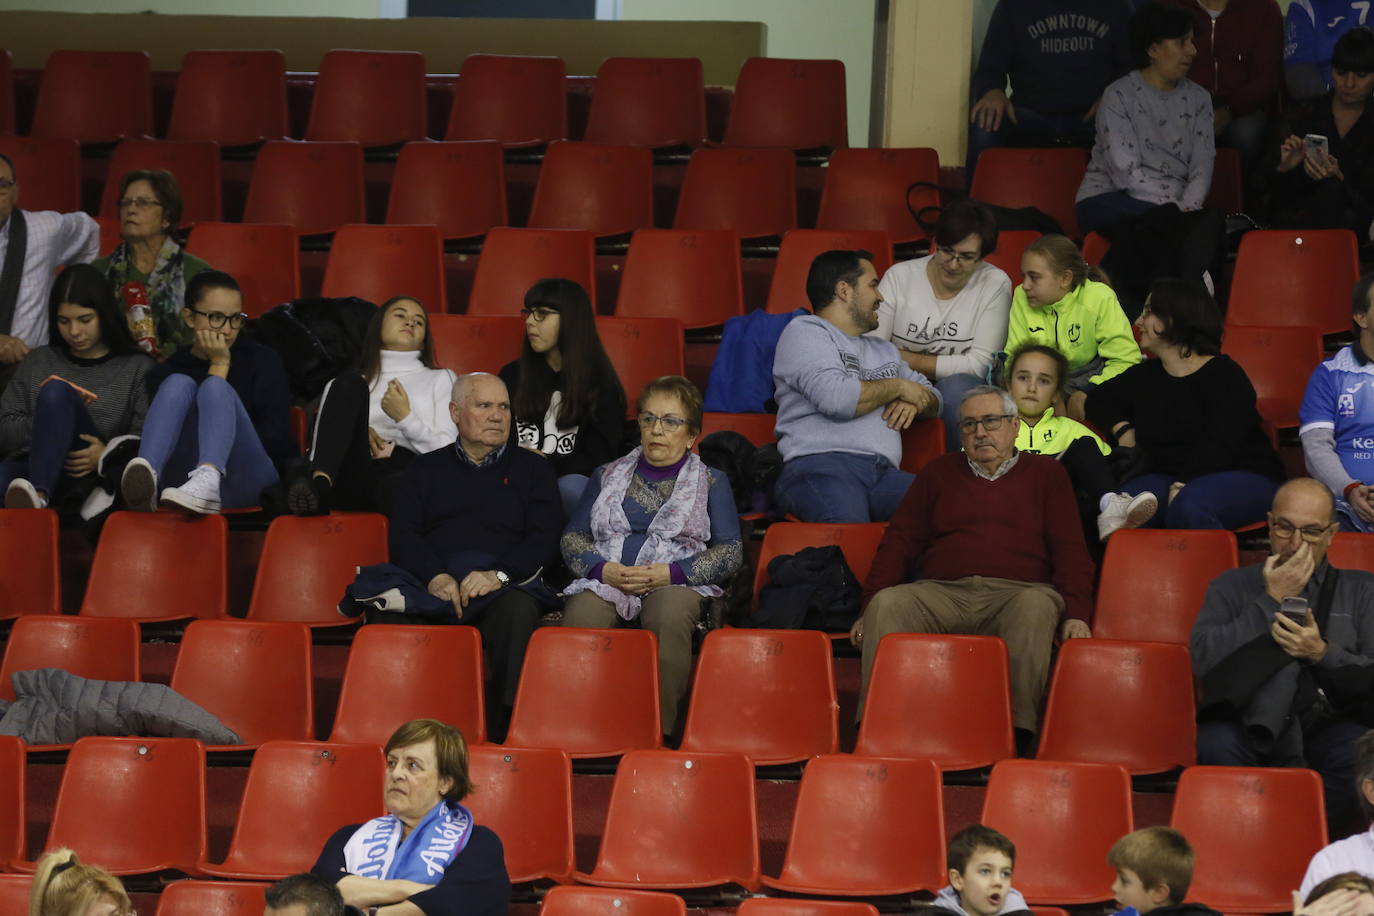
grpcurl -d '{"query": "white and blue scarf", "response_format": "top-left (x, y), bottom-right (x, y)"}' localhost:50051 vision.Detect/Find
top-left (342, 800), bottom-right (474, 883)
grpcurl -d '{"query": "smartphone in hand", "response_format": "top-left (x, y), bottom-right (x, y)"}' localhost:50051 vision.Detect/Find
top-left (1280, 596), bottom-right (1310, 624)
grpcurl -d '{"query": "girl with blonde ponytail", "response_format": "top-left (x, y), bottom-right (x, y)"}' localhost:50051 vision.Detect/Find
top-left (29, 849), bottom-right (133, 916)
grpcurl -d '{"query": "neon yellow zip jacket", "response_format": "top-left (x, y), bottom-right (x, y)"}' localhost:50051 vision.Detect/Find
top-left (1016, 407), bottom-right (1111, 458)
top-left (1006, 279), bottom-right (1141, 386)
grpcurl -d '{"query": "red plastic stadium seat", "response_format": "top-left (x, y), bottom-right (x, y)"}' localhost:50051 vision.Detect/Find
top-left (584, 57), bottom-right (707, 148)
top-left (505, 627), bottom-right (661, 758)
top-left (428, 315), bottom-right (525, 374)
top-left (386, 140), bottom-right (508, 240)
top-left (246, 513), bottom-right (388, 626)
top-left (817, 148), bottom-right (941, 244)
top-left (306, 49), bottom-right (428, 147)
top-left (1173, 766), bottom-right (1328, 913)
top-left (0, 508), bottom-right (60, 619)
top-left (156, 880), bottom-right (270, 916)
top-left (855, 634), bottom-right (1015, 770)
top-left (331, 624), bottom-right (487, 746)
top-left (674, 148), bottom-right (797, 239)
top-left (739, 902), bottom-right (879, 916)
top-left (981, 760), bottom-right (1133, 904)
top-left (30, 736), bottom-right (206, 875)
top-left (765, 230), bottom-right (894, 315)
top-left (0, 137), bottom-right (80, 213)
top-left (753, 522), bottom-right (887, 604)
top-left (616, 229), bottom-right (744, 328)
top-left (80, 511), bottom-right (226, 622)
top-left (1222, 324), bottom-right (1325, 429)
top-left (466, 745), bottom-right (575, 884)
top-left (467, 228), bottom-right (596, 315)
top-left (1036, 639), bottom-right (1196, 774)
top-left (0, 736), bottom-right (23, 869)
top-left (699, 412), bottom-right (775, 446)
top-left (97, 216), bottom-right (121, 258)
top-left (0, 616), bottom-right (140, 703)
top-left (1205, 146), bottom-right (1244, 214)
top-left (679, 629), bottom-right (838, 765)
top-left (0, 876), bottom-right (30, 913)
top-left (98, 139), bottom-right (223, 225)
top-left (170, 620), bottom-right (313, 749)
top-left (1093, 529), bottom-right (1238, 644)
top-left (529, 141), bottom-right (655, 239)
top-left (898, 419), bottom-right (946, 474)
top-left (1329, 532), bottom-right (1374, 571)
top-left (243, 140), bottom-right (365, 237)
top-left (1082, 232), bottom-right (1110, 266)
top-left (724, 58), bottom-right (848, 152)
top-left (186, 222), bottom-right (300, 318)
top-left (167, 49), bottom-right (288, 146)
top-left (596, 317), bottom-right (685, 417)
top-left (31, 50), bottom-right (151, 144)
top-left (576, 749), bottom-right (760, 890)
top-left (447, 54), bottom-right (567, 147)
top-left (970, 149), bottom-right (1088, 239)
top-left (321, 224), bottom-right (446, 311)
top-left (0, 49), bottom-right (12, 135)
top-left (981, 229), bottom-right (1043, 284)
top-left (543, 886), bottom-right (686, 916)
top-left (762, 755), bottom-right (945, 895)
top-left (1227, 230), bottom-right (1360, 334)
top-left (200, 740), bottom-right (384, 880)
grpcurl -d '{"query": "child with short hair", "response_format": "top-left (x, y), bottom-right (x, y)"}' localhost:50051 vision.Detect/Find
top-left (934, 825), bottom-right (1032, 916)
top-left (1108, 827), bottom-right (1222, 916)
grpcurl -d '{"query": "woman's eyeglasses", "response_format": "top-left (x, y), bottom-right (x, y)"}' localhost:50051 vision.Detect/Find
top-left (520, 307), bottom-right (559, 323)
top-left (188, 307), bottom-right (248, 329)
top-left (638, 413), bottom-right (689, 431)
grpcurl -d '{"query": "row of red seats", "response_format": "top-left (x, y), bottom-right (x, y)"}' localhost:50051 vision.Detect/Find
top-left (1, 49), bottom-right (848, 151)
top-left (0, 732), bottom-right (1328, 912)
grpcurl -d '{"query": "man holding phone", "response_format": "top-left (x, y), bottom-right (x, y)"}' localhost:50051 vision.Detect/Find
top-left (1191, 478), bottom-right (1374, 835)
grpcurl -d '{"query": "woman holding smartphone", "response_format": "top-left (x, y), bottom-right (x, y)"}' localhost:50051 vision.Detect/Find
top-left (0, 264), bottom-right (152, 511)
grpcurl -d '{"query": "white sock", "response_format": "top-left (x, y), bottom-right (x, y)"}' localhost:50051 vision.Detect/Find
top-left (1099, 493), bottom-right (1116, 512)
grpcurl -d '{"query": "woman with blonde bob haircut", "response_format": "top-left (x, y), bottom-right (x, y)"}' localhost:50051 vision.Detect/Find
top-left (29, 848), bottom-right (133, 916)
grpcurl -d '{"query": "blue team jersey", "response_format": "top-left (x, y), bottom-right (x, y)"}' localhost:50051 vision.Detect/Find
top-left (1286, 0), bottom-right (1371, 92)
top-left (1300, 344), bottom-right (1374, 484)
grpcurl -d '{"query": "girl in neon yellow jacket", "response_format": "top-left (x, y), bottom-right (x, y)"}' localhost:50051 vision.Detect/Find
top-left (1005, 235), bottom-right (1142, 421)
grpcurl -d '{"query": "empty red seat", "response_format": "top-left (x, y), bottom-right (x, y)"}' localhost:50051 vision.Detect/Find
top-left (762, 754), bottom-right (945, 895)
top-left (753, 521), bottom-right (886, 604)
top-left (680, 629), bottom-right (837, 764)
top-left (321, 224), bottom-right (447, 312)
top-left (0, 137), bottom-right (80, 214)
top-left (243, 140), bottom-right (365, 237)
top-left (98, 139), bottom-right (223, 225)
top-left (429, 315), bottom-right (525, 374)
top-left (0, 508), bottom-right (60, 619)
top-left (156, 880), bottom-right (270, 916)
top-left (201, 740), bottom-right (384, 879)
top-left (80, 511), bottom-right (226, 622)
top-left (724, 58), bottom-right (848, 152)
top-left (616, 229), bottom-right (744, 328)
top-left (674, 148), bottom-right (797, 238)
top-left (816, 148), bottom-right (941, 244)
top-left (0, 616), bottom-right (140, 703)
top-left (505, 627), bottom-right (661, 757)
top-left (898, 418), bottom-right (947, 474)
top-left (447, 54), bottom-right (567, 147)
top-left (584, 57), bottom-right (706, 148)
top-left (467, 228), bottom-right (596, 315)
top-left (981, 760), bottom-right (1134, 904)
top-left (306, 49), bottom-right (428, 147)
top-left (31, 50), bottom-right (151, 144)
top-left (1222, 324), bottom-right (1325, 429)
top-left (1227, 229), bottom-right (1360, 334)
top-left (1329, 532), bottom-right (1374, 571)
top-left (1093, 529), bottom-right (1238, 644)
top-left (971, 149), bottom-right (1088, 239)
top-left (331, 624), bottom-right (487, 746)
top-left (467, 744), bottom-right (575, 884)
top-left (246, 512), bottom-right (389, 626)
top-left (855, 634), bottom-right (1015, 770)
top-left (170, 620), bottom-right (313, 748)
top-left (0, 736), bottom-right (23, 870)
top-left (596, 317), bottom-right (685, 417)
top-left (739, 902), bottom-right (878, 916)
top-left (576, 749), bottom-right (760, 891)
top-left (543, 886), bottom-right (686, 916)
top-left (167, 49), bottom-right (288, 146)
top-left (0, 876), bottom-right (29, 913)
top-left (386, 140), bottom-right (507, 240)
top-left (529, 141), bottom-right (655, 238)
top-left (981, 229), bottom-right (1044, 283)
top-left (765, 229), bottom-right (894, 315)
top-left (185, 222), bottom-right (299, 318)
top-left (698, 412), bottom-right (775, 446)
top-left (1036, 639), bottom-right (1196, 774)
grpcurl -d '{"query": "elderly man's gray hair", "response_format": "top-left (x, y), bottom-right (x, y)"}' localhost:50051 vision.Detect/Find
top-left (450, 371), bottom-right (499, 405)
top-left (264, 873), bottom-right (344, 916)
top-left (960, 384), bottom-right (1018, 418)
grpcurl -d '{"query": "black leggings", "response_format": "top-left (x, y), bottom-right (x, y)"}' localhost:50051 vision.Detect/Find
top-left (309, 372), bottom-right (415, 514)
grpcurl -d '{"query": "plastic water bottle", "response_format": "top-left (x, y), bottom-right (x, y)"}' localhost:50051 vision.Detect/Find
top-left (123, 281), bottom-right (156, 356)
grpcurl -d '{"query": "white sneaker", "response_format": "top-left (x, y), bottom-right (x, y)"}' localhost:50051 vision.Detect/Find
top-left (4, 478), bottom-right (46, 510)
top-left (121, 457), bottom-right (159, 512)
top-left (1097, 491), bottom-right (1158, 541)
top-left (161, 465), bottom-right (222, 515)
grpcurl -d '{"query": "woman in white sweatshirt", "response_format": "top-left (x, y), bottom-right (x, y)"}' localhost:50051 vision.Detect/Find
top-left (287, 296), bottom-right (457, 515)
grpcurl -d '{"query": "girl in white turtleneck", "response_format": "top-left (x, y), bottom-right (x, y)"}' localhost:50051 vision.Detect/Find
top-left (287, 296), bottom-right (457, 515)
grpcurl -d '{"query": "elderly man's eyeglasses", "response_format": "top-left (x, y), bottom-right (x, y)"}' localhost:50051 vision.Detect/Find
top-left (118, 197), bottom-right (161, 210)
top-left (958, 414), bottom-right (1015, 434)
top-left (0, 179), bottom-right (15, 192)
top-left (936, 246), bottom-right (981, 265)
top-left (519, 307), bottom-right (559, 322)
top-left (188, 307), bottom-right (248, 329)
top-left (1269, 516), bottom-right (1336, 543)
top-left (638, 413), bottom-right (689, 432)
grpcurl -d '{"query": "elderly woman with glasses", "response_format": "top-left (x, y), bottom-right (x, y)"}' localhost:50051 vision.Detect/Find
top-left (1085, 277), bottom-right (1283, 529)
top-left (866, 199), bottom-right (1012, 450)
top-left (499, 279), bottom-right (627, 516)
top-left (561, 376), bottom-right (742, 737)
top-left (93, 169), bottom-right (212, 360)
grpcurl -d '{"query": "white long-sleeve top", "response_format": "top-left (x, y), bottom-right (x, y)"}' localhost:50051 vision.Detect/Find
top-left (359, 350), bottom-right (457, 455)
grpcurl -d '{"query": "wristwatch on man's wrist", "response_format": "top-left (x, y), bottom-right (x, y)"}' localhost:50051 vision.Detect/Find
top-left (494, 570), bottom-right (510, 586)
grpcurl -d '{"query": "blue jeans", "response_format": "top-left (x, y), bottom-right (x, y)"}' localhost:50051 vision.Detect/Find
top-left (139, 374), bottom-right (279, 509)
top-left (966, 104), bottom-right (1096, 182)
top-left (1075, 190), bottom-right (1158, 236)
top-left (2, 380), bottom-right (101, 497)
top-left (774, 451), bottom-right (915, 523)
top-left (1121, 471), bottom-right (1278, 530)
top-left (935, 373), bottom-right (983, 452)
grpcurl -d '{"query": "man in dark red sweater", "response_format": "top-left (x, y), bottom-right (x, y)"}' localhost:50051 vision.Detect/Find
top-left (853, 386), bottom-right (1096, 742)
